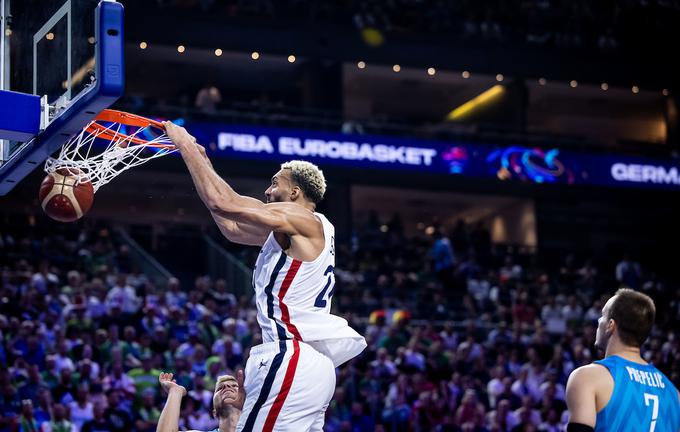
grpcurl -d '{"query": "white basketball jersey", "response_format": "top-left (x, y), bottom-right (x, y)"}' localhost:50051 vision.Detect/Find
top-left (252, 212), bottom-right (366, 367)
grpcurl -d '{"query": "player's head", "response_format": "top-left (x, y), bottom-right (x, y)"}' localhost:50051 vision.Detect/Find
top-left (265, 160), bottom-right (326, 207)
top-left (595, 288), bottom-right (656, 352)
top-left (212, 374), bottom-right (239, 419)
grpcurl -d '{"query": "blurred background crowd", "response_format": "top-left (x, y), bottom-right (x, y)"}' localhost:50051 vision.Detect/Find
top-left (1, 216), bottom-right (678, 431)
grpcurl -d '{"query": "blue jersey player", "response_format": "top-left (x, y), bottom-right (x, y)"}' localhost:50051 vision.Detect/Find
top-left (566, 288), bottom-right (680, 432)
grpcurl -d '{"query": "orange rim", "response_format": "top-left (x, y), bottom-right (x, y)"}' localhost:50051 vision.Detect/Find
top-left (85, 109), bottom-right (175, 148)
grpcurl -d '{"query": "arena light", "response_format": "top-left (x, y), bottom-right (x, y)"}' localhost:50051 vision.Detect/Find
top-left (632, 85), bottom-right (639, 94)
top-left (496, 74), bottom-right (504, 82)
top-left (462, 71), bottom-right (470, 79)
top-left (393, 64), bottom-right (401, 72)
top-left (288, 55), bottom-right (296, 63)
top-left (46, 32), bottom-right (55, 41)
top-left (177, 45), bottom-right (185, 53)
top-left (601, 83), bottom-right (609, 91)
top-left (427, 67), bottom-right (436, 76)
top-left (357, 61), bottom-right (366, 69)
top-left (251, 51), bottom-right (260, 60)
top-left (139, 41), bottom-right (148, 49)
top-left (446, 85), bottom-right (505, 121)
top-left (214, 48), bottom-right (223, 57)
top-left (570, 80), bottom-right (578, 88)
top-left (538, 78), bottom-right (547, 86)
top-left (69, 58), bottom-right (96, 90)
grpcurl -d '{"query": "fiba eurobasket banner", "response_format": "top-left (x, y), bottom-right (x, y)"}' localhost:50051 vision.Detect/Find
top-left (186, 122), bottom-right (680, 191)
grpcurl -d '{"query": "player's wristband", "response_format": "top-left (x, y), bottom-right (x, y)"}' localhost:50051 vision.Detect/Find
top-left (567, 423), bottom-right (595, 432)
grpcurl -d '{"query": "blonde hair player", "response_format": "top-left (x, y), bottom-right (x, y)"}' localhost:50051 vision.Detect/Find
top-left (565, 288), bottom-right (680, 432)
top-left (156, 372), bottom-right (242, 432)
top-left (163, 122), bottom-right (367, 432)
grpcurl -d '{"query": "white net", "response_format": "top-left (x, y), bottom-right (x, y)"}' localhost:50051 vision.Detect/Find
top-left (44, 120), bottom-right (176, 192)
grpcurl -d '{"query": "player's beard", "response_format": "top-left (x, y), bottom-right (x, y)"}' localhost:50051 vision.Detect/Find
top-left (267, 194), bottom-right (282, 203)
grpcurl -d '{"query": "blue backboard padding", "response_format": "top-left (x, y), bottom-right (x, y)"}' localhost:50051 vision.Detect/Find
top-left (0, 1), bottom-right (124, 195)
top-left (0, 90), bottom-right (41, 142)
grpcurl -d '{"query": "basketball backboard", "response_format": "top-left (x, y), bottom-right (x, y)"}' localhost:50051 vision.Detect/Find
top-left (0, 0), bottom-right (124, 195)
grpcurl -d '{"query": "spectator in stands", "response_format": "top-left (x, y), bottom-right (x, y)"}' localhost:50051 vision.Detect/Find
top-left (455, 389), bottom-right (485, 428)
top-left (17, 365), bottom-right (44, 404)
top-left (134, 389), bottom-right (160, 432)
top-left (81, 401), bottom-right (111, 432)
top-left (68, 383), bottom-right (94, 430)
top-left (128, 353), bottom-right (161, 404)
top-left (104, 390), bottom-right (132, 432)
top-left (195, 85), bottom-right (222, 114)
top-left (44, 403), bottom-right (73, 432)
top-left (17, 399), bottom-right (39, 432)
top-left (102, 361), bottom-right (135, 401)
top-left (52, 368), bottom-right (77, 405)
top-left (429, 229), bottom-right (456, 292)
top-left (615, 253), bottom-right (641, 289)
top-left (164, 278), bottom-right (186, 310)
top-left (541, 297), bottom-right (567, 336)
top-left (32, 389), bottom-right (52, 427)
top-left (105, 274), bottom-right (140, 315)
top-left (487, 398), bottom-right (519, 431)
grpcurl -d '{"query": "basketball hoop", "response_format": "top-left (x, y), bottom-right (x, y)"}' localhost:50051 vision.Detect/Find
top-left (44, 109), bottom-right (177, 192)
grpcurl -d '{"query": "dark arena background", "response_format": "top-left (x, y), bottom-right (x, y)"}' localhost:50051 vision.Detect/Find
top-left (1, 1), bottom-right (680, 431)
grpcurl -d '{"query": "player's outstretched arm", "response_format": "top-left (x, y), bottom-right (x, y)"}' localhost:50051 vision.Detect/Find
top-left (210, 213), bottom-right (269, 246)
top-left (163, 122), bottom-right (271, 245)
top-left (156, 372), bottom-right (187, 432)
top-left (565, 366), bottom-right (597, 431)
top-left (164, 122), bottom-right (318, 239)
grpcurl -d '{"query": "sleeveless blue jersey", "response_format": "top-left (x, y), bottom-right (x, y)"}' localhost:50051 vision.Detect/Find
top-left (594, 355), bottom-right (680, 432)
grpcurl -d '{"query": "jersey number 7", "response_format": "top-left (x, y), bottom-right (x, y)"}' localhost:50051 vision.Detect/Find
top-left (644, 392), bottom-right (659, 432)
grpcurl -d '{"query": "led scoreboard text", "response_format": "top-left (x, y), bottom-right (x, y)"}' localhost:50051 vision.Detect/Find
top-left (182, 123), bottom-right (680, 191)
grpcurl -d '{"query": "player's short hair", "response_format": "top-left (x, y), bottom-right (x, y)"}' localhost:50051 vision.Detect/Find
top-left (281, 160), bottom-right (326, 204)
top-left (608, 288), bottom-right (656, 348)
top-left (215, 374), bottom-right (236, 389)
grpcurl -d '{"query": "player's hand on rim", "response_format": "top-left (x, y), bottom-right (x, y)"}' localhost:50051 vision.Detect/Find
top-left (163, 121), bottom-right (210, 162)
top-left (163, 121), bottom-right (201, 151)
top-left (158, 372), bottom-right (187, 396)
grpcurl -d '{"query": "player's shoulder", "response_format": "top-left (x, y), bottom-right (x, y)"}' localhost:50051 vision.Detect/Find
top-left (266, 201), bottom-right (314, 216)
top-left (572, 362), bottom-right (610, 375)
top-left (567, 363), bottom-right (611, 387)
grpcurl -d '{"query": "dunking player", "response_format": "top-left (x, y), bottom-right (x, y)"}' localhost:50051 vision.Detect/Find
top-left (565, 288), bottom-right (680, 432)
top-left (163, 122), bottom-right (367, 431)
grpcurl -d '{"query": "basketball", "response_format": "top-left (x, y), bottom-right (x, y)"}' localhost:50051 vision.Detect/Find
top-left (39, 168), bottom-right (94, 222)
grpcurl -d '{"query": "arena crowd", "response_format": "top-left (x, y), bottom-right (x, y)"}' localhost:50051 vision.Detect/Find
top-left (1, 217), bottom-right (678, 431)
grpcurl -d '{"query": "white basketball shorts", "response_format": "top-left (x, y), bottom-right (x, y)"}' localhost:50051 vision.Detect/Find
top-left (236, 339), bottom-right (336, 432)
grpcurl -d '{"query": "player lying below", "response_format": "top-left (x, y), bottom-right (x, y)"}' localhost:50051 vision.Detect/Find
top-left (156, 372), bottom-right (244, 432)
